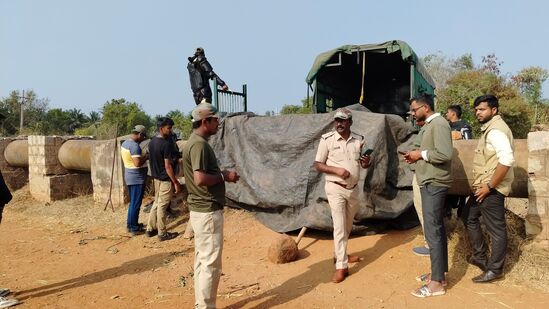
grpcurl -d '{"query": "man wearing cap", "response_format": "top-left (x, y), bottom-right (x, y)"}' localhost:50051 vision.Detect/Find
top-left (145, 117), bottom-right (180, 241)
top-left (314, 107), bottom-right (372, 283)
top-left (187, 47), bottom-right (229, 105)
top-left (120, 125), bottom-right (149, 235)
top-left (182, 102), bottom-right (239, 308)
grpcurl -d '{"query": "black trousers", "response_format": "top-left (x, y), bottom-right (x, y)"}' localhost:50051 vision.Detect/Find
top-left (420, 184), bottom-right (449, 282)
top-left (461, 190), bottom-right (507, 274)
top-left (193, 87), bottom-right (212, 105)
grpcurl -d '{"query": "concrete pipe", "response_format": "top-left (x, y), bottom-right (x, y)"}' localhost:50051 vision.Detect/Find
top-left (449, 139), bottom-right (528, 198)
top-left (4, 140), bottom-right (29, 167)
top-left (58, 140), bottom-right (94, 172)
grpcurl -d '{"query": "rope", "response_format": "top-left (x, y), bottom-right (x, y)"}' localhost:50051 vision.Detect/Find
top-left (359, 52), bottom-right (366, 105)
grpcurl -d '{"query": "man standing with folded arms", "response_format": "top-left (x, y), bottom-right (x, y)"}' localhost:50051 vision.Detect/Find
top-left (183, 102), bottom-right (240, 309)
top-left (314, 107), bottom-right (372, 283)
top-left (404, 94), bottom-right (453, 298)
top-left (461, 94), bottom-right (514, 283)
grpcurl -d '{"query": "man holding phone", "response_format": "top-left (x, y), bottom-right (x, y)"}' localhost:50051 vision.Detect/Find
top-left (314, 107), bottom-right (372, 283)
top-left (403, 94), bottom-right (453, 297)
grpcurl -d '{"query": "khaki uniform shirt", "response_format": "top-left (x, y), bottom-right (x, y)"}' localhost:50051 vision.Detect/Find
top-left (315, 131), bottom-right (364, 188)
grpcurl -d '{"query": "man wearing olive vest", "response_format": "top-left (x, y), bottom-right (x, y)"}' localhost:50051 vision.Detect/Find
top-left (461, 94), bottom-right (514, 283)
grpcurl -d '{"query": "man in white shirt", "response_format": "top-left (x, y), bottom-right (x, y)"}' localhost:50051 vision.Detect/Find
top-left (461, 94), bottom-right (514, 283)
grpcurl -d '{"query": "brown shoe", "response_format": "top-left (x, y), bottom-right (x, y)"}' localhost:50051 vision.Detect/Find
top-left (333, 255), bottom-right (361, 264)
top-left (332, 268), bottom-right (349, 283)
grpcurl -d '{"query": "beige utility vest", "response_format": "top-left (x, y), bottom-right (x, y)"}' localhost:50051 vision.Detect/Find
top-left (472, 115), bottom-right (514, 196)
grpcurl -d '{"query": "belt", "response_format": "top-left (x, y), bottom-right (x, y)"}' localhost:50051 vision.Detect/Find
top-left (332, 181), bottom-right (357, 190)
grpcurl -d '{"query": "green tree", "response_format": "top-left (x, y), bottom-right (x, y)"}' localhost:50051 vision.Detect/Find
top-left (280, 97), bottom-right (313, 115)
top-left (87, 111), bottom-right (101, 124)
top-left (75, 98), bottom-right (152, 139)
top-left (166, 110), bottom-right (193, 140)
top-left (512, 66), bottom-right (549, 124)
top-left (66, 108), bottom-right (88, 133)
top-left (74, 111), bottom-right (102, 136)
top-left (436, 68), bottom-right (531, 138)
top-left (99, 98), bottom-right (153, 138)
top-left (35, 108), bottom-right (72, 135)
top-left (0, 90), bottom-right (49, 136)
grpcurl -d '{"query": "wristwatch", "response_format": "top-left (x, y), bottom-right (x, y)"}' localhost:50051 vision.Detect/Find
top-left (487, 182), bottom-right (494, 190)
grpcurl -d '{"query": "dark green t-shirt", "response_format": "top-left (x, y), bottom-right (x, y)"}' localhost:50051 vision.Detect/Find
top-left (182, 132), bottom-right (225, 212)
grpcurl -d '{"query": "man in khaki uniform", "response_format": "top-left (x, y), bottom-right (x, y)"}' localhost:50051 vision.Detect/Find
top-left (314, 108), bottom-right (371, 283)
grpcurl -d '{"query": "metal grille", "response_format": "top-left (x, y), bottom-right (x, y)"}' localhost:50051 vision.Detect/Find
top-left (213, 81), bottom-right (247, 113)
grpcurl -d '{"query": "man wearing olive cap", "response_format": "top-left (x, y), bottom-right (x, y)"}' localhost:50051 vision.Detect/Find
top-left (183, 102), bottom-right (240, 308)
top-left (314, 108), bottom-right (372, 283)
top-left (120, 125), bottom-right (148, 235)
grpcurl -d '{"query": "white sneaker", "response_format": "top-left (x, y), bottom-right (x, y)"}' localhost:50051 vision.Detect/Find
top-left (0, 296), bottom-right (20, 308)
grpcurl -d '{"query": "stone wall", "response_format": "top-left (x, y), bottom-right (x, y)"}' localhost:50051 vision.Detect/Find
top-left (91, 138), bottom-right (127, 208)
top-left (28, 135), bottom-right (92, 202)
top-left (526, 131), bottom-right (549, 245)
top-left (0, 137), bottom-right (28, 191)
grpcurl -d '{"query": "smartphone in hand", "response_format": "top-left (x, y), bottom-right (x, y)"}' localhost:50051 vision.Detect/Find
top-left (362, 148), bottom-right (374, 156)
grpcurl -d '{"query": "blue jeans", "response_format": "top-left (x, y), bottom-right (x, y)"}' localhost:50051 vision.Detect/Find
top-left (127, 184), bottom-right (145, 232)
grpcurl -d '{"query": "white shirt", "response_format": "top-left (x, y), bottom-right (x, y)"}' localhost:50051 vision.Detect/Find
top-left (486, 129), bottom-right (515, 167)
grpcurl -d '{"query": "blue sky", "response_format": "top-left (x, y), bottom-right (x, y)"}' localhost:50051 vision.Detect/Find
top-left (1, 0), bottom-right (548, 116)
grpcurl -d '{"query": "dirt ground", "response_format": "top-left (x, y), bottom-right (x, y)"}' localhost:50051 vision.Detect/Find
top-left (1, 187), bottom-right (549, 309)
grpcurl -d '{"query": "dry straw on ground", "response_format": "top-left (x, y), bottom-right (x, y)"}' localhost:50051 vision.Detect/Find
top-left (446, 210), bottom-right (549, 292)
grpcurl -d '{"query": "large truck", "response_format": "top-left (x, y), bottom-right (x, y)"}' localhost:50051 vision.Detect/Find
top-left (305, 40), bottom-right (435, 117)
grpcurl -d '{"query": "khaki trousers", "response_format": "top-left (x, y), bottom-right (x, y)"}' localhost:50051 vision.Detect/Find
top-left (190, 210), bottom-right (224, 309)
top-left (412, 174), bottom-right (424, 233)
top-left (146, 179), bottom-right (173, 235)
top-left (325, 181), bottom-right (359, 269)
top-left (413, 174), bottom-right (428, 246)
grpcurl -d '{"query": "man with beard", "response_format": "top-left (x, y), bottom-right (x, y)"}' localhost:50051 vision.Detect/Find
top-left (403, 94), bottom-right (453, 297)
top-left (461, 94), bottom-right (514, 283)
top-left (145, 117), bottom-right (180, 241)
top-left (314, 108), bottom-right (372, 283)
top-left (183, 102), bottom-right (240, 308)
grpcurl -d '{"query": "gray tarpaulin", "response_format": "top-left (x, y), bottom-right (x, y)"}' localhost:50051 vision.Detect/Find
top-left (209, 104), bottom-right (419, 233)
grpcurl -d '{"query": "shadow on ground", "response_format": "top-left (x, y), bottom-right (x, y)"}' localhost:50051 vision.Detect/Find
top-left (15, 250), bottom-right (191, 300)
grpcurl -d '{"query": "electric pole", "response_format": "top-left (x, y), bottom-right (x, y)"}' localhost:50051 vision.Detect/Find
top-left (16, 90), bottom-right (30, 132)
